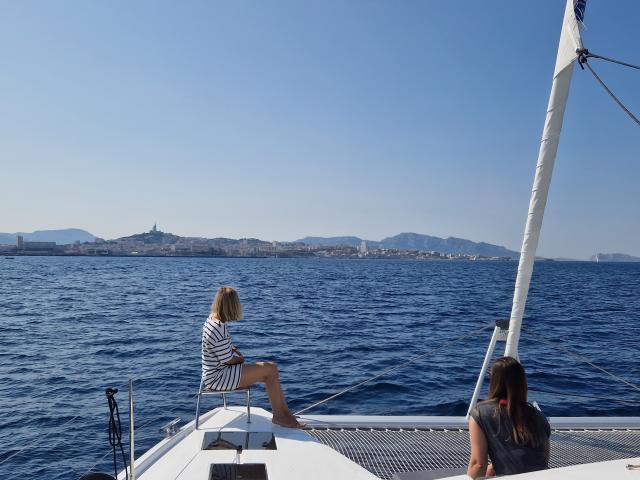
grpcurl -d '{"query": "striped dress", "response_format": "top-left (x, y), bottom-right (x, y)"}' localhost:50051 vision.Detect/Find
top-left (201, 315), bottom-right (243, 391)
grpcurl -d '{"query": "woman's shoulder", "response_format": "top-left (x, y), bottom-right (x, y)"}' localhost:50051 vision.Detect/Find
top-left (476, 399), bottom-right (499, 412)
top-left (525, 402), bottom-right (547, 417)
top-left (204, 315), bottom-right (226, 333)
top-left (530, 404), bottom-right (551, 429)
top-left (471, 399), bottom-right (498, 423)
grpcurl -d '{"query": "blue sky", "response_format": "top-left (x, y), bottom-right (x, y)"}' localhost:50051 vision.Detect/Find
top-left (1, 0), bottom-right (638, 259)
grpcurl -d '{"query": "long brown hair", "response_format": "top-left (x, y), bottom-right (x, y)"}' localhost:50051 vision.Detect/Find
top-left (210, 287), bottom-right (243, 322)
top-left (488, 356), bottom-right (544, 448)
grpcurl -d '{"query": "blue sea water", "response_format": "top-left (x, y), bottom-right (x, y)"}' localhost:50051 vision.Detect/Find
top-left (0, 257), bottom-right (638, 479)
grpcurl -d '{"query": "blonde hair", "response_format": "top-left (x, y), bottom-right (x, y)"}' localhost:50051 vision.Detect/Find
top-left (211, 287), bottom-right (243, 322)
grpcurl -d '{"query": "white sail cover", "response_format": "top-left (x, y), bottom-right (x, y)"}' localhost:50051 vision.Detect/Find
top-left (554, 0), bottom-right (586, 77)
top-left (504, 0), bottom-right (586, 358)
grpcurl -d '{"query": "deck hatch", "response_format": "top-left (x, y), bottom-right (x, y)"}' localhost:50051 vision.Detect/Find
top-left (203, 432), bottom-right (277, 451)
top-left (209, 463), bottom-right (267, 480)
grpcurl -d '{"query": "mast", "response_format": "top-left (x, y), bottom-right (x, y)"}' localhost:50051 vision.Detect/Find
top-left (504, 0), bottom-right (586, 358)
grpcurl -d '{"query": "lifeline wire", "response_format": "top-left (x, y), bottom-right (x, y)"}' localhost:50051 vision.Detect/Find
top-left (78, 447), bottom-right (114, 479)
top-left (79, 390), bottom-right (195, 479)
top-left (295, 322), bottom-right (493, 415)
top-left (0, 414), bottom-right (84, 466)
top-left (0, 390), bottom-right (117, 468)
top-left (523, 328), bottom-right (640, 395)
top-left (136, 394), bottom-right (196, 431)
top-left (529, 387), bottom-right (640, 406)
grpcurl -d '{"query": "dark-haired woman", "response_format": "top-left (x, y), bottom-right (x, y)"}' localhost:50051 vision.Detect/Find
top-left (467, 357), bottom-right (551, 479)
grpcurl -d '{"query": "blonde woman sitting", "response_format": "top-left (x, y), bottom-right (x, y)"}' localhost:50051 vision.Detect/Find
top-left (202, 286), bottom-right (303, 428)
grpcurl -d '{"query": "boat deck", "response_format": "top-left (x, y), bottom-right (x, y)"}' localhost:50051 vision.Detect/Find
top-left (129, 407), bottom-right (380, 480)
top-left (126, 408), bottom-right (640, 480)
top-left (302, 415), bottom-right (640, 479)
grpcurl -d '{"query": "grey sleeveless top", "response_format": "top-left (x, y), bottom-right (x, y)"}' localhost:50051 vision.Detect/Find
top-left (471, 400), bottom-right (550, 476)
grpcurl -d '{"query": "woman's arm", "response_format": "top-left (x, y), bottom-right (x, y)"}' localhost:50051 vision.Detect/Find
top-left (224, 346), bottom-right (245, 365)
top-left (224, 354), bottom-right (244, 365)
top-left (467, 416), bottom-right (489, 479)
top-left (544, 437), bottom-right (550, 466)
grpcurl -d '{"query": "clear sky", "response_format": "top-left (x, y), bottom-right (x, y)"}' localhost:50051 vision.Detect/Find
top-left (1, 1), bottom-right (638, 259)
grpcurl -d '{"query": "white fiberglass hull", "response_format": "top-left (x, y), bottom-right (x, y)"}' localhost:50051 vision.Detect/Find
top-left (120, 406), bottom-right (640, 480)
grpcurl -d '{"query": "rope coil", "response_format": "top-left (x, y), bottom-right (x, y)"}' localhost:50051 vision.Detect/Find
top-left (106, 388), bottom-right (128, 480)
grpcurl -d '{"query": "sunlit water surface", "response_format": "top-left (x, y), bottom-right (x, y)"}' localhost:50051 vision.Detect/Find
top-left (1, 257), bottom-right (638, 478)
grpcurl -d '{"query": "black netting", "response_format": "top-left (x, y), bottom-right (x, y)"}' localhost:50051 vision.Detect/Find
top-left (307, 427), bottom-right (640, 479)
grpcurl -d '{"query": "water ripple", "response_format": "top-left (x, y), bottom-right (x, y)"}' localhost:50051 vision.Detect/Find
top-left (0, 257), bottom-right (638, 478)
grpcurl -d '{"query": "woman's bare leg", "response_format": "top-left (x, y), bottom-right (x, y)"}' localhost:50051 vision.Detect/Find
top-left (238, 361), bottom-right (302, 428)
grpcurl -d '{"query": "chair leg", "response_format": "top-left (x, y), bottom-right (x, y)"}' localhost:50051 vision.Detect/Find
top-left (195, 393), bottom-right (202, 430)
top-left (196, 382), bottom-right (251, 428)
top-left (195, 377), bottom-right (204, 430)
top-left (246, 388), bottom-right (251, 423)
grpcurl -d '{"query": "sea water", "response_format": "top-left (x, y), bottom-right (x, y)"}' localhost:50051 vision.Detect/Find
top-left (1, 257), bottom-right (638, 478)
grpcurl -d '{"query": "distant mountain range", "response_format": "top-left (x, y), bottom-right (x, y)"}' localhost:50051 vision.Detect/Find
top-left (591, 253), bottom-right (640, 263)
top-left (297, 232), bottom-right (520, 258)
top-left (5, 228), bottom-right (637, 261)
top-left (298, 236), bottom-right (366, 248)
top-left (0, 229), bottom-right (96, 245)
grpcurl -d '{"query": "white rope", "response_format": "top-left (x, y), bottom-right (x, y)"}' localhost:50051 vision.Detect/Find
top-left (295, 322), bottom-right (494, 415)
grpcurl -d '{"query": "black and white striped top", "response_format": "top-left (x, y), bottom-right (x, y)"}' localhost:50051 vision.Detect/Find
top-left (201, 315), bottom-right (242, 391)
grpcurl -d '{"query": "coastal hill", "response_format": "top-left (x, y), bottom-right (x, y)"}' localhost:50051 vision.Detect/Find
top-left (297, 232), bottom-right (519, 258)
top-left (381, 233), bottom-right (519, 258)
top-left (0, 228), bottom-right (96, 245)
top-left (2, 226), bottom-right (521, 259)
top-left (591, 253), bottom-right (640, 262)
top-left (297, 236), bottom-right (366, 248)
top-left (119, 227), bottom-right (182, 245)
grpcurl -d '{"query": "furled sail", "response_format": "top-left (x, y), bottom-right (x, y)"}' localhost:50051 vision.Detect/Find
top-left (504, 0), bottom-right (586, 358)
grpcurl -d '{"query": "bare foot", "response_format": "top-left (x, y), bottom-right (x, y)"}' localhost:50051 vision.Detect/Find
top-left (272, 414), bottom-right (305, 429)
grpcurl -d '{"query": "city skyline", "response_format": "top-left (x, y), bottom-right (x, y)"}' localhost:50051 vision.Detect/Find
top-left (1, 1), bottom-right (639, 259)
top-left (1, 224), bottom-right (637, 261)
top-left (0, 224), bottom-right (544, 260)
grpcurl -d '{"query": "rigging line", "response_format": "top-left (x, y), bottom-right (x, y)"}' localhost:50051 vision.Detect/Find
top-left (578, 56), bottom-right (640, 127)
top-left (529, 387), bottom-right (640, 406)
top-left (78, 447), bottom-right (114, 479)
top-left (584, 61), bottom-right (640, 126)
top-left (124, 367), bottom-right (199, 383)
top-left (7, 390), bottom-right (105, 417)
top-left (0, 414), bottom-right (84, 466)
top-left (135, 394), bottom-right (196, 432)
top-left (77, 394), bottom-right (196, 480)
top-left (294, 322), bottom-right (494, 416)
top-left (584, 51), bottom-right (640, 71)
top-left (522, 328), bottom-right (640, 395)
